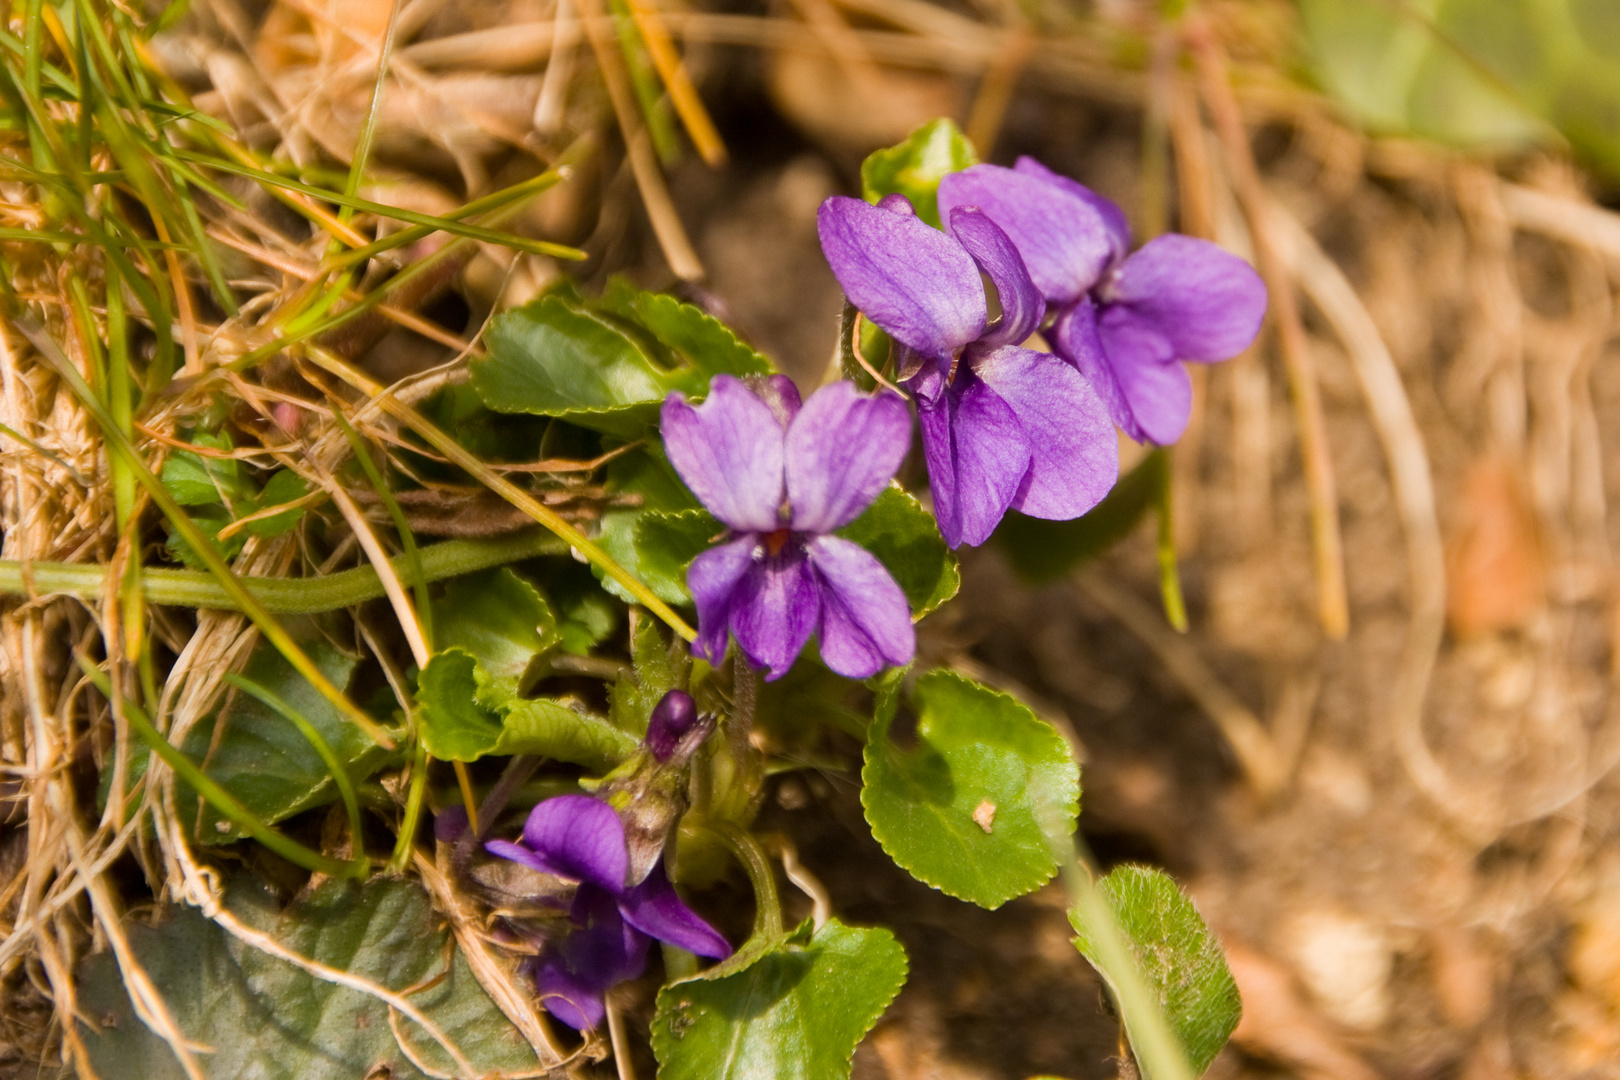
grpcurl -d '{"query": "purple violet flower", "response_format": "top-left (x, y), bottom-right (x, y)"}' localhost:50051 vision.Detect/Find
top-left (486, 794), bottom-right (731, 1030)
top-left (661, 374), bottom-right (916, 681)
top-left (937, 158), bottom-right (1268, 445)
top-left (817, 193), bottom-right (1119, 549)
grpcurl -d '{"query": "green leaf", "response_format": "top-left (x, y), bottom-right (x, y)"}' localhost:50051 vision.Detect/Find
top-left (859, 118), bottom-right (979, 229)
top-left (473, 294), bottom-right (668, 436)
top-left (1070, 865), bottom-right (1242, 1075)
top-left (160, 432), bottom-right (249, 508)
top-left (492, 690), bottom-right (641, 770)
top-left (610, 615), bottom-right (685, 737)
top-left (553, 572), bottom-right (620, 655)
top-left (416, 647), bottom-right (639, 769)
top-left (839, 485), bottom-right (958, 618)
top-left (651, 919), bottom-right (908, 1080)
top-left (596, 447), bottom-right (704, 605)
top-left (1298, 0), bottom-right (1620, 180)
top-left (633, 508), bottom-right (722, 603)
top-left (177, 636), bottom-right (392, 841)
top-left (432, 567), bottom-right (557, 682)
top-left (244, 469), bottom-right (311, 538)
top-left (862, 670), bottom-right (1079, 909)
top-left (621, 289), bottom-right (774, 382)
top-left (76, 875), bottom-right (546, 1080)
top-left (414, 648), bottom-right (503, 761)
top-left (995, 449), bottom-right (1166, 583)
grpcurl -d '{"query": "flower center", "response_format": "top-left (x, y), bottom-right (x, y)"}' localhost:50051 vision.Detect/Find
top-left (763, 527), bottom-right (793, 556)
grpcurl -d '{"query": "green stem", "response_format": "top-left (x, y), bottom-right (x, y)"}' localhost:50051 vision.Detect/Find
top-left (712, 821), bottom-right (783, 940)
top-left (0, 530), bottom-right (567, 612)
top-left (389, 737), bottom-right (431, 875)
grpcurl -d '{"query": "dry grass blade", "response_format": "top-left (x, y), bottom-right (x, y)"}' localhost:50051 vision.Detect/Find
top-left (1188, 21), bottom-right (1349, 642)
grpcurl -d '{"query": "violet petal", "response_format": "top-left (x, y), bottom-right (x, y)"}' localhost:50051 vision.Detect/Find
top-left (617, 862), bottom-right (732, 959)
top-left (937, 164), bottom-right (1117, 305)
top-left (687, 534), bottom-right (759, 666)
top-left (972, 345), bottom-right (1120, 520)
top-left (661, 376), bottom-right (785, 533)
top-left (1096, 308), bottom-right (1194, 445)
top-left (729, 545), bottom-right (821, 680)
top-left (817, 195), bottom-right (987, 359)
top-left (948, 207), bottom-right (1043, 349)
top-left (1013, 157), bottom-right (1132, 265)
top-left (807, 536), bottom-right (916, 677)
top-left (1051, 299), bottom-right (1131, 433)
top-left (917, 374), bottom-right (1031, 549)
top-left (537, 885), bottom-right (650, 1030)
top-left (515, 794), bottom-right (629, 892)
top-left (484, 839), bottom-right (559, 877)
top-left (752, 374), bottom-right (803, 427)
top-left (1106, 235), bottom-right (1267, 361)
top-left (785, 381), bottom-right (912, 533)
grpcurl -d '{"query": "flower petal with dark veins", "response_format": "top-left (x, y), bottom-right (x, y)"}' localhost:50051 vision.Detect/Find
top-left (817, 195), bottom-right (987, 360)
top-left (662, 375), bottom-right (786, 533)
top-left (1106, 234), bottom-right (1268, 362)
top-left (972, 344), bottom-right (1119, 520)
top-left (808, 536), bottom-right (915, 677)
top-left (1013, 156), bottom-right (1131, 266)
top-left (938, 164), bottom-right (1118, 306)
top-left (687, 534), bottom-right (759, 665)
top-left (948, 207), bottom-right (1043, 348)
top-left (1096, 307), bottom-right (1194, 445)
top-left (536, 885), bottom-right (650, 1030)
top-left (503, 794), bottom-right (629, 892)
top-left (917, 373), bottom-right (1031, 548)
top-left (728, 546), bottom-right (821, 680)
top-left (785, 381), bottom-right (911, 533)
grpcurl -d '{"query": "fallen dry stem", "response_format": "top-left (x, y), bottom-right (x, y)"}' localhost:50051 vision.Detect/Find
top-left (1188, 23), bottom-right (1348, 642)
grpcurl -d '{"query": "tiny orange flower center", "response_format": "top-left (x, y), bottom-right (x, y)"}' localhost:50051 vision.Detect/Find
top-left (763, 528), bottom-right (792, 557)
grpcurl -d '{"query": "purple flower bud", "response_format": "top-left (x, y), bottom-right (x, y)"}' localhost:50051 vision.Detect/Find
top-left (433, 805), bottom-right (469, 843)
top-left (646, 690), bottom-right (698, 762)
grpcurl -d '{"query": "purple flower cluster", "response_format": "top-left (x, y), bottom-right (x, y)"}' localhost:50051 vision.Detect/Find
top-left (662, 375), bottom-right (915, 682)
top-left (658, 155), bottom-right (1264, 686)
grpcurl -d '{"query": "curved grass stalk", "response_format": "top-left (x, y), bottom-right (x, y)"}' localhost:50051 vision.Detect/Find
top-left (28, 321), bottom-right (396, 747)
top-left (222, 673), bottom-right (370, 877)
top-left (0, 530), bottom-right (569, 612)
top-left (79, 661), bottom-right (361, 880)
top-left (173, 150), bottom-right (586, 262)
top-left (304, 345), bottom-right (701, 643)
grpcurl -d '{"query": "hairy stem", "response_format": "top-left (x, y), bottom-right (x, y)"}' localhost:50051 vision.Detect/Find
top-left (0, 530), bottom-right (568, 612)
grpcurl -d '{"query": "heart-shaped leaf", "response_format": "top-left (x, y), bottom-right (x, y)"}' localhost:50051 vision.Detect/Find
top-left (176, 635), bottom-right (393, 842)
top-left (473, 295), bottom-right (667, 436)
top-left (651, 919), bottom-right (907, 1080)
top-left (416, 647), bottom-right (638, 769)
top-left (76, 875), bottom-right (545, 1080)
top-left (862, 670), bottom-right (1079, 909)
